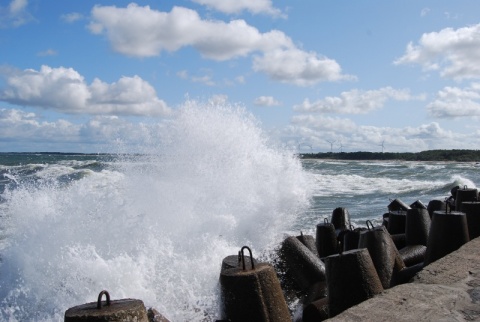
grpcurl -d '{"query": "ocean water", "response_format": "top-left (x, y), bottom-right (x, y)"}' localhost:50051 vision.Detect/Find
top-left (0, 104), bottom-right (478, 321)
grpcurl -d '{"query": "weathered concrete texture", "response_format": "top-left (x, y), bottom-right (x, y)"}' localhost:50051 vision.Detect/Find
top-left (65, 299), bottom-right (149, 322)
top-left (415, 236), bottom-right (480, 285)
top-left (328, 237), bottom-right (480, 321)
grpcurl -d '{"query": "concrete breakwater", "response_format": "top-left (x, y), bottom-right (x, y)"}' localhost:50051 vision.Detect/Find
top-left (216, 185), bottom-right (479, 321)
top-left (64, 186), bottom-right (479, 321)
top-left (329, 235), bottom-right (480, 321)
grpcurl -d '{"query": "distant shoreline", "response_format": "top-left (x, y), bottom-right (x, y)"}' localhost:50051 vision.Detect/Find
top-left (299, 149), bottom-right (480, 162)
top-left (1, 150), bottom-right (480, 162)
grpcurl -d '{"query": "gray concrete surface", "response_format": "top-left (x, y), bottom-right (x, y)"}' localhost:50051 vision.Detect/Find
top-left (328, 237), bottom-right (480, 321)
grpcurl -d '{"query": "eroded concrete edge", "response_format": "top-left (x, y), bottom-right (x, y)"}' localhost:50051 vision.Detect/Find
top-left (328, 237), bottom-right (480, 321)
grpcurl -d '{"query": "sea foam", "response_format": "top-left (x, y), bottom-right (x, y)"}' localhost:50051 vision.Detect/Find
top-left (0, 102), bottom-right (312, 321)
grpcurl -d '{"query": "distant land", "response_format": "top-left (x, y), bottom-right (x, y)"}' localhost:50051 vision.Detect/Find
top-left (299, 149), bottom-right (480, 162)
top-left (1, 150), bottom-right (480, 162)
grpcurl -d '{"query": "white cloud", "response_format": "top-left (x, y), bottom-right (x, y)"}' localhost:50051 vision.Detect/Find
top-left (294, 87), bottom-right (420, 114)
top-left (420, 8), bottom-right (430, 17)
top-left (403, 122), bottom-right (452, 139)
top-left (0, 108), bottom-right (167, 151)
top-left (191, 0), bottom-right (284, 17)
top-left (88, 4), bottom-right (351, 86)
top-left (0, 0), bottom-right (33, 28)
top-left (208, 94), bottom-right (228, 105)
top-left (0, 65), bottom-right (172, 117)
top-left (177, 70), bottom-right (215, 86)
top-left (444, 12), bottom-right (460, 20)
top-left (284, 114), bottom-right (467, 152)
top-left (191, 75), bottom-right (215, 86)
top-left (427, 83), bottom-right (480, 118)
top-left (88, 5), bottom-right (290, 60)
top-left (9, 0), bottom-right (27, 14)
top-left (79, 115), bottom-right (155, 145)
top-left (291, 114), bottom-right (357, 133)
top-left (254, 96), bottom-right (281, 106)
top-left (253, 48), bottom-right (354, 86)
top-left (0, 108), bottom-right (79, 143)
top-left (61, 12), bottom-right (84, 23)
top-left (395, 23), bottom-right (480, 80)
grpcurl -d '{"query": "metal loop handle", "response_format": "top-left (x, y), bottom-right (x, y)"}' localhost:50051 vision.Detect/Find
top-left (349, 224), bottom-right (354, 231)
top-left (445, 197), bottom-right (452, 213)
top-left (97, 290), bottom-right (111, 309)
top-left (240, 246), bottom-right (255, 271)
top-left (366, 220), bottom-right (374, 231)
top-left (324, 218), bottom-right (329, 224)
top-left (464, 185), bottom-right (468, 189)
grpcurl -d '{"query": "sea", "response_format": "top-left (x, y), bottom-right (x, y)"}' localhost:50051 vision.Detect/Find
top-left (0, 105), bottom-right (478, 321)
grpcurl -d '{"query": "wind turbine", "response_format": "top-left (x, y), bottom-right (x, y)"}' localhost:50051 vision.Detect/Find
top-left (338, 142), bottom-right (345, 152)
top-left (379, 140), bottom-right (385, 153)
top-left (326, 140), bottom-right (336, 153)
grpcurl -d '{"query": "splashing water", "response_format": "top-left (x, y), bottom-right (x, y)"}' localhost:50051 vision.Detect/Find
top-left (0, 102), bottom-right (313, 321)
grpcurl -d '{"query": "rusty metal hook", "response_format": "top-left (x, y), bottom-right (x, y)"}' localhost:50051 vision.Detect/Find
top-left (366, 220), bottom-right (374, 231)
top-left (97, 290), bottom-right (111, 309)
top-left (240, 246), bottom-right (255, 271)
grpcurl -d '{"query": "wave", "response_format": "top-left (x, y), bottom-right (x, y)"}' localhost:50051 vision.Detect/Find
top-left (310, 173), bottom-right (465, 197)
top-left (0, 102), bottom-right (312, 321)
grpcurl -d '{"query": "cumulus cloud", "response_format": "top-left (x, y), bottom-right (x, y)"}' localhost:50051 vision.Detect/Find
top-left (427, 83), bottom-right (480, 118)
top-left (0, 0), bottom-right (33, 28)
top-left (403, 122), bottom-right (452, 139)
top-left (88, 5), bottom-right (274, 59)
top-left (395, 23), bottom-right (480, 80)
top-left (0, 108), bottom-right (79, 143)
top-left (291, 114), bottom-right (357, 133)
top-left (0, 65), bottom-right (172, 117)
top-left (88, 4), bottom-right (351, 86)
top-left (0, 108), bottom-right (167, 151)
top-left (294, 87), bottom-right (421, 114)
top-left (191, 0), bottom-right (284, 17)
top-left (253, 48), bottom-right (354, 86)
top-left (254, 96), bottom-right (281, 106)
top-left (283, 114), bottom-right (466, 152)
top-left (79, 115), bottom-right (157, 145)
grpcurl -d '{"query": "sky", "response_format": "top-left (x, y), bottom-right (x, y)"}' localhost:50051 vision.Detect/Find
top-left (1, 0), bottom-right (480, 153)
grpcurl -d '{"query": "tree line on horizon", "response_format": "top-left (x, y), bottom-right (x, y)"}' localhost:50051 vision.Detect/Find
top-left (300, 149), bottom-right (480, 162)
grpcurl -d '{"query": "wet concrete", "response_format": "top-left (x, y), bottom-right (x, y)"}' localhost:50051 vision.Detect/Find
top-left (328, 236), bottom-right (480, 321)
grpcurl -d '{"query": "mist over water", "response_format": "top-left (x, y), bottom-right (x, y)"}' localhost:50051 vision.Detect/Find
top-left (0, 103), bottom-right (312, 321)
